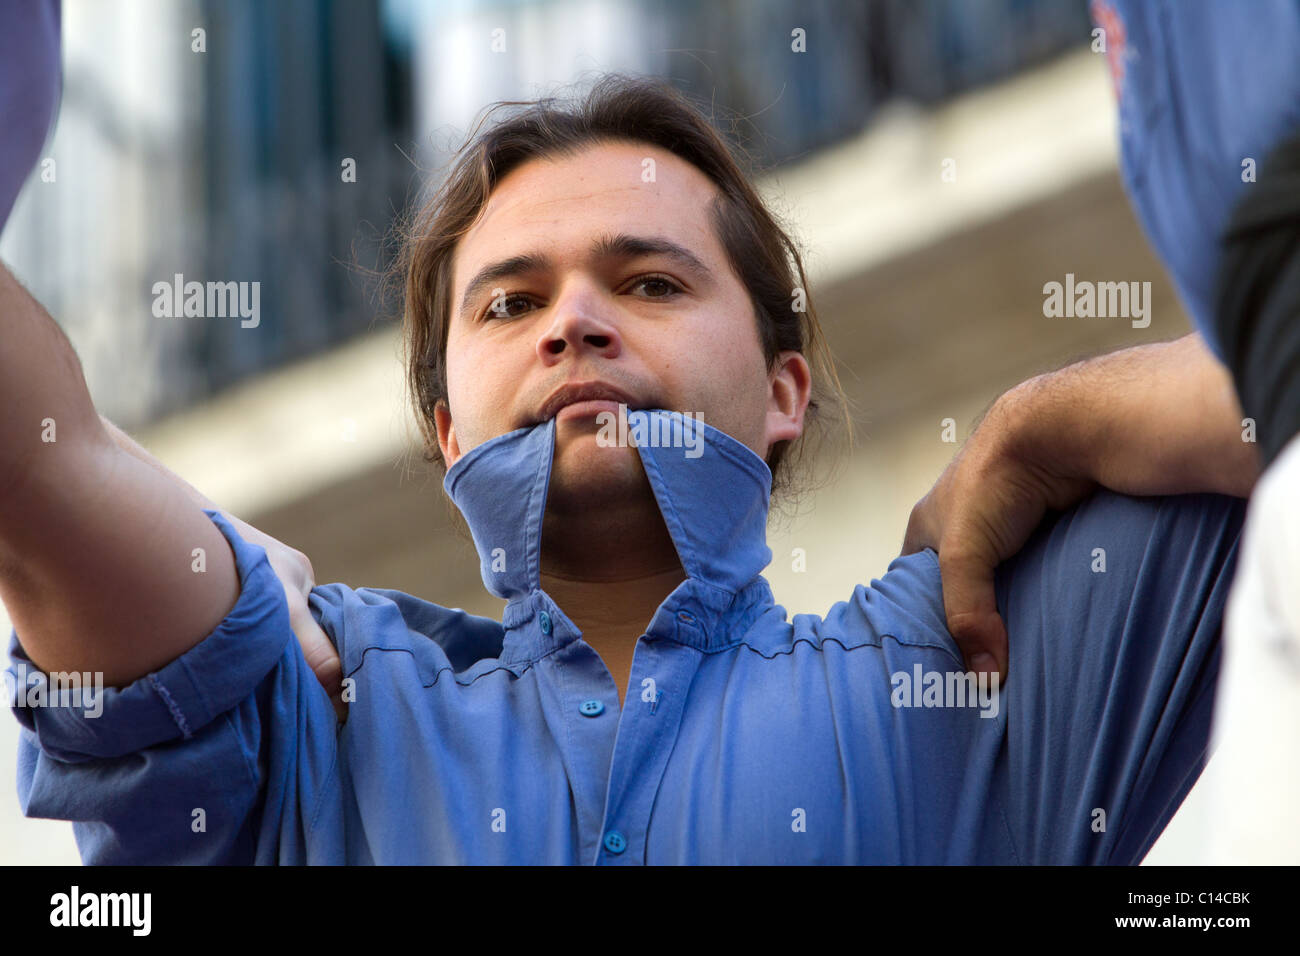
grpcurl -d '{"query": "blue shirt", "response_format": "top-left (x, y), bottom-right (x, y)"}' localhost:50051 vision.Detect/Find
top-left (0, 0), bottom-right (62, 234)
top-left (1093, 0), bottom-right (1300, 360)
top-left (8, 411), bottom-right (1244, 864)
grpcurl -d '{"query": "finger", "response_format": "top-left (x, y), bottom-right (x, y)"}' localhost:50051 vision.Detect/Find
top-left (301, 631), bottom-right (342, 695)
top-left (901, 499), bottom-right (936, 556)
top-left (301, 627), bottom-right (348, 724)
top-left (307, 643), bottom-right (342, 693)
top-left (937, 545), bottom-right (1009, 682)
top-left (288, 598), bottom-right (342, 693)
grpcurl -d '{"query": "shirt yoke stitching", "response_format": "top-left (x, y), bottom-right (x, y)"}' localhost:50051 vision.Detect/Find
top-left (344, 640), bottom-right (566, 688)
top-left (723, 630), bottom-right (966, 672)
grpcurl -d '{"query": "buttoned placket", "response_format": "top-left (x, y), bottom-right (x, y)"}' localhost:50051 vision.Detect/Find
top-left (591, 600), bottom-right (703, 865)
top-left (513, 585), bottom-right (705, 865)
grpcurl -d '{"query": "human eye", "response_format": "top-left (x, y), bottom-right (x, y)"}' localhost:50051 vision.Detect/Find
top-left (627, 273), bottom-right (683, 299)
top-left (482, 291), bottom-right (535, 320)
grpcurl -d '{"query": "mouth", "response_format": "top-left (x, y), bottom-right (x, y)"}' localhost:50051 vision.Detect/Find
top-left (553, 399), bottom-right (628, 424)
top-left (536, 381), bottom-right (641, 425)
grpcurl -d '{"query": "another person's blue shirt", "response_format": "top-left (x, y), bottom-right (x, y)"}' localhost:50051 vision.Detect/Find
top-left (8, 411), bottom-right (1244, 864)
top-left (1091, 0), bottom-right (1300, 360)
top-left (0, 0), bottom-right (62, 235)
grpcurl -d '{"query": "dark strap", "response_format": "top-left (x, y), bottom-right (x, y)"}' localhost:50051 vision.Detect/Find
top-left (1214, 124), bottom-right (1300, 468)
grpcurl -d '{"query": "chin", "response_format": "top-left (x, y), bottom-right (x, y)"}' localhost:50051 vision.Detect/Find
top-left (546, 430), bottom-right (647, 511)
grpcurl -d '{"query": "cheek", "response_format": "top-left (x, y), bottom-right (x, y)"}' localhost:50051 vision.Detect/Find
top-left (444, 338), bottom-right (495, 445)
top-left (677, 322), bottom-right (771, 441)
top-left (446, 332), bottom-right (529, 441)
top-left (442, 343), bottom-right (470, 418)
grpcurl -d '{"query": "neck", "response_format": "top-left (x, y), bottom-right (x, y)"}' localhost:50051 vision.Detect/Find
top-left (539, 490), bottom-right (685, 702)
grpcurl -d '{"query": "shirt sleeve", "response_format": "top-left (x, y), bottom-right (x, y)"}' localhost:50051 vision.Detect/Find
top-left (990, 488), bottom-right (1247, 864)
top-left (6, 509), bottom-right (342, 864)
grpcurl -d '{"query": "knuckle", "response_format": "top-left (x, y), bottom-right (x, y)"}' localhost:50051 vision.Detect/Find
top-left (290, 547), bottom-right (316, 587)
top-left (944, 609), bottom-right (987, 643)
top-left (938, 542), bottom-right (979, 573)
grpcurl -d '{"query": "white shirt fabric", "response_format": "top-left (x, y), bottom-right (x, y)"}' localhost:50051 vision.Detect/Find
top-left (1204, 430), bottom-right (1300, 863)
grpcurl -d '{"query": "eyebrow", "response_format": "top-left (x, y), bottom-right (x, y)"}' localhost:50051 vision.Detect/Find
top-left (457, 232), bottom-right (714, 320)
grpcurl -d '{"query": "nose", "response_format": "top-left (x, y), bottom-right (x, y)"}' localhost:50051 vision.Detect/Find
top-left (536, 280), bottom-right (622, 363)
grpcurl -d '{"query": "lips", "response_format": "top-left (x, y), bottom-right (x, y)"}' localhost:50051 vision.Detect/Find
top-left (537, 382), bottom-right (639, 424)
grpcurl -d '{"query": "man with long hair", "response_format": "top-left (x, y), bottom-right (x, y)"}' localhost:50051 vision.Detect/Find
top-left (3, 74), bottom-right (1254, 864)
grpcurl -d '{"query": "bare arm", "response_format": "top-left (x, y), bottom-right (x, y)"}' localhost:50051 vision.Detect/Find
top-left (100, 416), bottom-right (345, 719)
top-left (1004, 332), bottom-right (1260, 499)
top-left (0, 260), bottom-right (240, 688)
top-left (903, 331), bottom-right (1259, 679)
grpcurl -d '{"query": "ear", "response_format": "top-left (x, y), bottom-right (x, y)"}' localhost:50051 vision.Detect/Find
top-left (764, 350), bottom-right (811, 451)
top-left (434, 400), bottom-right (463, 467)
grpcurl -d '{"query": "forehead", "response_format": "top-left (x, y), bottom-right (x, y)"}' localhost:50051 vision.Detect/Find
top-left (452, 140), bottom-right (724, 291)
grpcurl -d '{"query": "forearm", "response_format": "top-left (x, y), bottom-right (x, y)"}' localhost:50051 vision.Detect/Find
top-left (100, 416), bottom-right (318, 594)
top-left (0, 259), bottom-right (210, 513)
top-left (0, 262), bottom-right (333, 703)
top-left (0, 262), bottom-right (110, 493)
top-left (999, 333), bottom-right (1261, 499)
top-left (0, 262), bottom-right (241, 684)
top-left (100, 419), bottom-right (341, 717)
top-left (101, 416), bottom-right (217, 511)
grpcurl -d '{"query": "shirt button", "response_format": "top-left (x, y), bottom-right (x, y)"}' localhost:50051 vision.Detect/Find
top-left (539, 610), bottom-right (552, 635)
top-left (603, 830), bottom-right (627, 854)
top-left (579, 699), bottom-right (604, 717)
top-left (677, 610), bottom-right (695, 624)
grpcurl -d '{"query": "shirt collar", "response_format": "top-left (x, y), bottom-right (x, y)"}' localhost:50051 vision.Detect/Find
top-left (443, 409), bottom-right (774, 602)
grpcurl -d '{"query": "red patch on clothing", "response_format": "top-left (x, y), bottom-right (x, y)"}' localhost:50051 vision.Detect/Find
top-left (1091, 0), bottom-right (1128, 98)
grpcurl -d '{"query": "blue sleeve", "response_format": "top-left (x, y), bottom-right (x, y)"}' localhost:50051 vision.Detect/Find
top-left (991, 489), bottom-right (1246, 863)
top-left (6, 509), bottom-right (343, 864)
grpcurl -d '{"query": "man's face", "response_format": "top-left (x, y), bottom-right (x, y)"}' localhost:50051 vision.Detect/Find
top-left (437, 139), bottom-right (807, 512)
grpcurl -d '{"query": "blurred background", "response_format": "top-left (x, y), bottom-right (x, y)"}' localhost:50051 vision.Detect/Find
top-left (1, 0), bottom-right (1208, 864)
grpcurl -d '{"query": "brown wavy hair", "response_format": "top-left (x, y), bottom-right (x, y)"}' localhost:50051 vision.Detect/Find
top-left (391, 72), bottom-right (849, 504)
